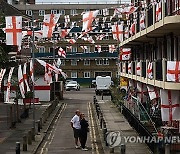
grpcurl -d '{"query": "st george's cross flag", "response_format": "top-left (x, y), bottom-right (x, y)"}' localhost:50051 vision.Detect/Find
top-left (119, 48), bottom-right (131, 60)
top-left (82, 10), bottom-right (99, 32)
top-left (5, 16), bottom-right (22, 46)
top-left (60, 29), bottom-right (71, 38)
top-left (5, 67), bottom-right (14, 103)
top-left (137, 82), bottom-right (147, 103)
top-left (147, 85), bottom-right (159, 101)
top-left (136, 61), bottom-right (141, 76)
top-left (140, 13), bottom-right (146, 30)
top-left (147, 62), bottom-right (153, 79)
top-left (66, 39), bottom-right (76, 44)
top-left (95, 45), bottom-right (102, 53)
top-left (58, 47), bottom-right (66, 58)
top-left (160, 89), bottom-right (180, 121)
top-left (18, 65), bottom-right (25, 98)
top-left (128, 62), bottom-right (132, 74)
top-left (109, 45), bottom-right (116, 53)
top-left (156, 1), bottom-right (162, 21)
top-left (112, 24), bottom-right (123, 42)
top-left (43, 14), bottom-right (60, 38)
top-left (167, 61), bottom-right (180, 82)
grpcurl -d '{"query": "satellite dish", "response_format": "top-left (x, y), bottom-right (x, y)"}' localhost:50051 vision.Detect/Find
top-left (56, 58), bottom-right (61, 68)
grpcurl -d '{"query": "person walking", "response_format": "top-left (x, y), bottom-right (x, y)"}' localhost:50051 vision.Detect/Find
top-left (70, 110), bottom-right (81, 149)
top-left (79, 113), bottom-right (89, 151)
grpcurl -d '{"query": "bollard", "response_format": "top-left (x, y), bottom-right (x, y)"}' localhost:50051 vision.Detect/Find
top-left (16, 142), bottom-right (20, 154)
top-left (110, 147), bottom-right (114, 153)
top-left (23, 136), bottom-right (27, 151)
top-left (120, 144), bottom-right (126, 154)
top-left (28, 130), bottom-right (32, 145)
top-left (31, 127), bottom-right (35, 141)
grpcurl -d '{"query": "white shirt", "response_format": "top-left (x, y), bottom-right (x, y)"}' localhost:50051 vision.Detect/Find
top-left (71, 115), bottom-right (81, 129)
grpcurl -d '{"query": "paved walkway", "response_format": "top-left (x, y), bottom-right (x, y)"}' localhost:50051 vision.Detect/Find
top-left (96, 97), bottom-right (152, 154)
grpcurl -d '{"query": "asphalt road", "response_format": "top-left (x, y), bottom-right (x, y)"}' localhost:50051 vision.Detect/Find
top-left (37, 88), bottom-right (104, 154)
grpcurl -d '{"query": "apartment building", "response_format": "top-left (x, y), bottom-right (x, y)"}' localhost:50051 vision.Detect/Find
top-left (118, 0), bottom-right (180, 152)
top-left (13, 4), bottom-right (120, 83)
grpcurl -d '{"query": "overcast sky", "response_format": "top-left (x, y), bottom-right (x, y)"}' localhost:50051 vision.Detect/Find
top-left (36, 0), bottom-right (131, 4)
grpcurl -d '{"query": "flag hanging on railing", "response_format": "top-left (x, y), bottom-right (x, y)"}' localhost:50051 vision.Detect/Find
top-left (147, 62), bottom-right (153, 79)
top-left (5, 67), bottom-right (14, 102)
top-left (109, 45), bottom-right (116, 53)
top-left (5, 16), bottom-right (22, 46)
top-left (112, 23), bottom-right (123, 42)
top-left (18, 65), bottom-right (25, 98)
top-left (95, 45), bottom-right (101, 53)
top-left (82, 10), bottom-right (99, 32)
top-left (156, 1), bottom-right (162, 21)
top-left (160, 89), bottom-right (180, 121)
top-left (128, 62), bottom-right (132, 74)
top-left (60, 28), bottom-right (71, 38)
top-left (136, 62), bottom-right (141, 76)
top-left (130, 21), bottom-right (135, 35)
top-left (119, 48), bottom-right (131, 61)
top-left (140, 13), bottom-right (145, 30)
top-left (147, 85), bottom-right (159, 100)
top-left (43, 14), bottom-right (60, 38)
top-left (0, 69), bottom-right (6, 90)
top-left (167, 61), bottom-right (180, 82)
top-left (137, 82), bottom-right (147, 103)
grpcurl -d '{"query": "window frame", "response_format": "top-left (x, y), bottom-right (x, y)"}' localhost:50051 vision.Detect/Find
top-left (39, 10), bottom-right (45, 16)
top-left (71, 71), bottom-right (77, 78)
top-left (26, 10), bottom-right (32, 16)
top-left (84, 71), bottom-right (90, 78)
top-left (84, 60), bottom-right (90, 66)
top-left (71, 59), bottom-right (77, 66)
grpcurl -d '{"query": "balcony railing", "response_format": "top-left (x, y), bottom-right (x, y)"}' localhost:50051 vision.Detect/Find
top-left (34, 51), bottom-right (118, 58)
top-left (119, 59), bottom-right (180, 90)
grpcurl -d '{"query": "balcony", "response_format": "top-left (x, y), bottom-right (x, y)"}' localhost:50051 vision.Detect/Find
top-left (34, 51), bottom-right (118, 59)
top-left (120, 1), bottom-right (180, 47)
top-left (119, 59), bottom-right (180, 90)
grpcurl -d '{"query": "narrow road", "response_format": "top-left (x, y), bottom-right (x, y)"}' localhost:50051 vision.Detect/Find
top-left (37, 88), bottom-right (104, 154)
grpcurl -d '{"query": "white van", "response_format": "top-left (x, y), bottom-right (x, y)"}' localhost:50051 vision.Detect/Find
top-left (95, 76), bottom-right (111, 95)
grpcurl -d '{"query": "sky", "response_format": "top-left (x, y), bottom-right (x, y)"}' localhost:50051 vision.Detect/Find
top-left (36, 0), bottom-right (131, 4)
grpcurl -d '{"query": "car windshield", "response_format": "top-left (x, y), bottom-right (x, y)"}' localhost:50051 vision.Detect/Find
top-left (68, 81), bottom-right (77, 84)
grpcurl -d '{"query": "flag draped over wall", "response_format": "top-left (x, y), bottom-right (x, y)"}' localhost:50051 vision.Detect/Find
top-left (160, 89), bottom-right (180, 121)
top-left (167, 61), bottom-right (180, 82)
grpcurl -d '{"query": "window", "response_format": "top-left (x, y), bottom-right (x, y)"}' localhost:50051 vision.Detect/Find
top-left (84, 72), bottom-right (90, 78)
top-left (103, 33), bottom-right (109, 40)
top-left (84, 9), bottom-right (90, 12)
top-left (84, 60), bottom-right (90, 65)
top-left (59, 10), bottom-right (65, 15)
top-left (71, 46), bottom-right (77, 53)
top-left (103, 59), bottom-right (109, 65)
top-left (70, 9), bottom-right (77, 15)
top-left (39, 10), bottom-right (45, 16)
top-left (71, 59), bottom-right (77, 66)
top-left (61, 60), bottom-right (65, 66)
top-left (71, 71), bottom-right (77, 78)
top-left (26, 10), bottom-right (32, 16)
top-left (51, 10), bottom-right (57, 14)
top-left (38, 47), bottom-right (45, 53)
top-left (96, 59), bottom-right (103, 65)
top-left (39, 22), bottom-right (43, 29)
top-left (84, 46), bottom-right (90, 53)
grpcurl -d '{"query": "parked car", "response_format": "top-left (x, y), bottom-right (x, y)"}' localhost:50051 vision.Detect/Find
top-left (65, 81), bottom-right (80, 91)
top-left (91, 80), bottom-right (96, 88)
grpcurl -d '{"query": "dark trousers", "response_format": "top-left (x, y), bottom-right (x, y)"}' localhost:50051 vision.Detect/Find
top-left (80, 132), bottom-right (87, 148)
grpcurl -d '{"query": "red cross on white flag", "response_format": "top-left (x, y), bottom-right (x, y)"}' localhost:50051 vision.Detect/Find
top-left (43, 14), bottom-right (60, 38)
top-left (5, 67), bottom-right (14, 103)
top-left (60, 29), bottom-right (71, 38)
top-left (119, 48), bottom-right (131, 60)
top-left (82, 10), bottom-right (99, 32)
top-left (140, 13), bottom-right (146, 30)
top-left (112, 24), bottom-right (123, 42)
top-left (5, 16), bottom-right (22, 46)
top-left (147, 85), bottom-right (159, 101)
top-left (147, 62), bottom-right (153, 79)
top-left (130, 21), bottom-right (135, 35)
top-left (167, 61), bottom-right (180, 82)
top-left (109, 45), bottom-right (116, 53)
top-left (95, 45), bottom-right (101, 53)
top-left (18, 65), bottom-right (25, 98)
top-left (128, 62), bottom-right (132, 74)
top-left (156, 1), bottom-right (162, 21)
top-left (58, 47), bottom-right (66, 58)
top-left (136, 62), bottom-right (141, 76)
top-left (137, 82), bottom-right (147, 103)
top-left (67, 39), bottom-right (76, 44)
top-left (160, 89), bottom-right (180, 122)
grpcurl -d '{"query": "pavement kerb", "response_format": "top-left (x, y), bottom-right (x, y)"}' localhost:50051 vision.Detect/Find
top-left (31, 102), bottom-right (64, 154)
top-left (91, 101), bottom-right (109, 154)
